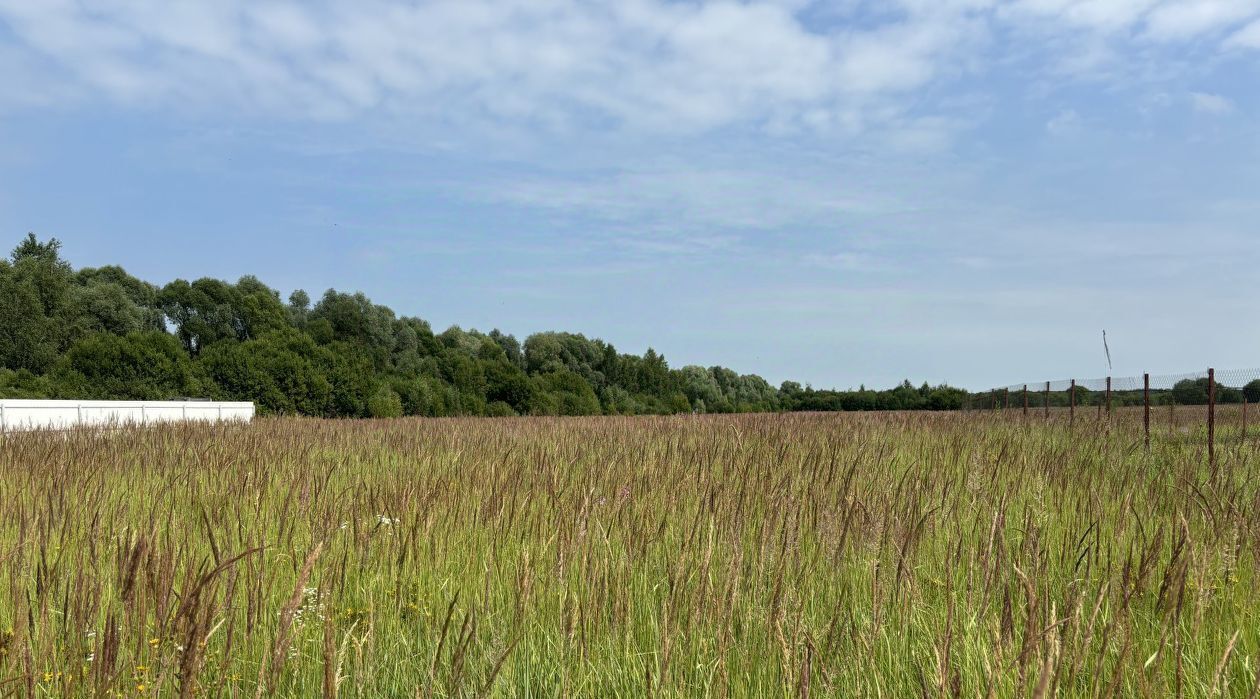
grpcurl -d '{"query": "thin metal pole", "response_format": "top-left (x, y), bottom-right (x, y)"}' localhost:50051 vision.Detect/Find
top-left (1143, 373), bottom-right (1150, 450)
top-left (1023, 385), bottom-right (1028, 417)
top-left (1044, 381), bottom-right (1050, 419)
top-left (1004, 388), bottom-right (1009, 411)
top-left (1070, 379), bottom-right (1076, 427)
top-left (1208, 368), bottom-right (1216, 466)
top-left (1105, 376), bottom-right (1112, 417)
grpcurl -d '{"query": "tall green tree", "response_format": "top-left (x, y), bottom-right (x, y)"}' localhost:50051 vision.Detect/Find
top-left (0, 234), bottom-right (76, 372)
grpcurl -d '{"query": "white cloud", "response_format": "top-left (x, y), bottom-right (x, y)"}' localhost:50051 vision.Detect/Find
top-left (485, 162), bottom-right (900, 232)
top-left (1000, 0), bottom-right (1260, 52)
top-left (0, 0), bottom-right (1256, 133)
top-left (1190, 91), bottom-right (1234, 114)
top-left (1001, 0), bottom-right (1162, 34)
top-left (801, 251), bottom-right (888, 271)
top-left (0, 0), bottom-right (975, 132)
top-left (1225, 17), bottom-right (1260, 46)
top-left (1144, 0), bottom-right (1260, 40)
top-left (1045, 108), bottom-right (1081, 133)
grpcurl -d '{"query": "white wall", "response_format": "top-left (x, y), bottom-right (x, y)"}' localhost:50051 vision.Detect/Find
top-left (0, 400), bottom-right (254, 432)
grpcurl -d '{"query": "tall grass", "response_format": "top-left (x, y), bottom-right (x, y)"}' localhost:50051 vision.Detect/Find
top-left (0, 411), bottom-right (1257, 696)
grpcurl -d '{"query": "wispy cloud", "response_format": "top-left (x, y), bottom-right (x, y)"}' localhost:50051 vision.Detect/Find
top-left (2, 0), bottom-right (1257, 132)
top-left (1143, 0), bottom-right (1260, 41)
top-left (801, 251), bottom-right (890, 272)
top-left (0, 0), bottom-right (971, 132)
top-left (479, 161), bottom-right (911, 233)
top-left (1190, 91), bottom-right (1235, 114)
top-left (1225, 16), bottom-right (1260, 47)
top-left (1045, 108), bottom-right (1081, 134)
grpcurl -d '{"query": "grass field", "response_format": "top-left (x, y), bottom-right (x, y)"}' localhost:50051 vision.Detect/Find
top-left (1, 411), bottom-right (1258, 697)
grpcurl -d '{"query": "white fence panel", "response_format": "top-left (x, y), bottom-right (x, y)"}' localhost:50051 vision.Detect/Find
top-left (140, 405), bottom-right (185, 424)
top-left (0, 400), bottom-right (255, 432)
top-left (183, 404), bottom-right (224, 422)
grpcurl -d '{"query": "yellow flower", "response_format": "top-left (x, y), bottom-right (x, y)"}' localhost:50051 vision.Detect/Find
top-left (43, 672), bottom-right (53, 682)
top-left (136, 683), bottom-right (147, 692)
top-left (148, 638), bottom-right (160, 647)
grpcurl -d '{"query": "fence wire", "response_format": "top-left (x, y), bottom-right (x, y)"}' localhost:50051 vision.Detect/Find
top-left (983, 367), bottom-right (1260, 408)
top-left (968, 367), bottom-right (1260, 455)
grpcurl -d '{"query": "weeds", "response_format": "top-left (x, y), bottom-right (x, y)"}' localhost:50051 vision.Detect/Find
top-left (0, 412), bottom-right (1257, 696)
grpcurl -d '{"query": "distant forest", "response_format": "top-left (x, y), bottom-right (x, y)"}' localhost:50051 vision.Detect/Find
top-left (0, 234), bottom-right (970, 417)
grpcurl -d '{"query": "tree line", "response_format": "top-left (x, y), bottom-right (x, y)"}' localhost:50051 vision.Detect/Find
top-left (0, 234), bottom-right (970, 417)
top-left (970, 378), bottom-right (1260, 410)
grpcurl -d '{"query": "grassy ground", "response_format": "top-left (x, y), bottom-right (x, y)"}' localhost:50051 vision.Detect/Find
top-left (1, 412), bottom-right (1258, 697)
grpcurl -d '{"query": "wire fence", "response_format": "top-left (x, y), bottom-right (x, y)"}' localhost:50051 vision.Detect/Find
top-left (967, 367), bottom-right (1260, 461)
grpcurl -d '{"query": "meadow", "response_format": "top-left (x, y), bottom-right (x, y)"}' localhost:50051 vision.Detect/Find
top-left (1, 411), bottom-right (1257, 697)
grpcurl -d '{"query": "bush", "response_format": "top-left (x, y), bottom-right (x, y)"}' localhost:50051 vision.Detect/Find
top-left (1171, 378), bottom-right (1239, 405)
top-left (485, 401), bottom-right (517, 417)
top-left (367, 386), bottom-right (404, 418)
top-left (1218, 387), bottom-right (1243, 404)
top-left (52, 331), bottom-right (204, 400)
top-left (0, 368), bottom-right (51, 398)
top-left (1171, 378), bottom-right (1211, 405)
top-left (1244, 379), bottom-right (1260, 404)
top-left (532, 370), bottom-right (601, 416)
top-left (198, 334), bottom-right (334, 416)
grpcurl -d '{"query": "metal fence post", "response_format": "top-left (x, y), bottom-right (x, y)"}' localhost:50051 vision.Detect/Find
top-left (1208, 367), bottom-right (1216, 466)
top-left (1105, 376), bottom-right (1112, 417)
top-left (1044, 381), bottom-right (1050, 419)
top-left (1143, 373), bottom-right (1150, 450)
top-left (1023, 385), bottom-right (1028, 418)
top-left (1070, 379), bottom-right (1076, 427)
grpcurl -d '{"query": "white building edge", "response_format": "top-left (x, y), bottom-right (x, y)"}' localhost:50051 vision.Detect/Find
top-left (0, 399), bottom-right (255, 432)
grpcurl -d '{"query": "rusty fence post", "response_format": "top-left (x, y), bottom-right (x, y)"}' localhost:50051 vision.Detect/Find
top-left (1143, 373), bottom-right (1150, 450)
top-left (1208, 367), bottom-right (1216, 466)
top-left (1023, 385), bottom-right (1028, 418)
top-left (1044, 381), bottom-right (1050, 420)
top-left (1070, 379), bottom-right (1076, 427)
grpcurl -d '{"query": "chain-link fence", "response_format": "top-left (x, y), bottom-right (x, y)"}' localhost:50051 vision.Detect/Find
top-left (967, 367), bottom-right (1260, 459)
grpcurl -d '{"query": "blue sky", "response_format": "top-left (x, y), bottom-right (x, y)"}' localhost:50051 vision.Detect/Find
top-left (1, 0), bottom-right (1259, 390)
